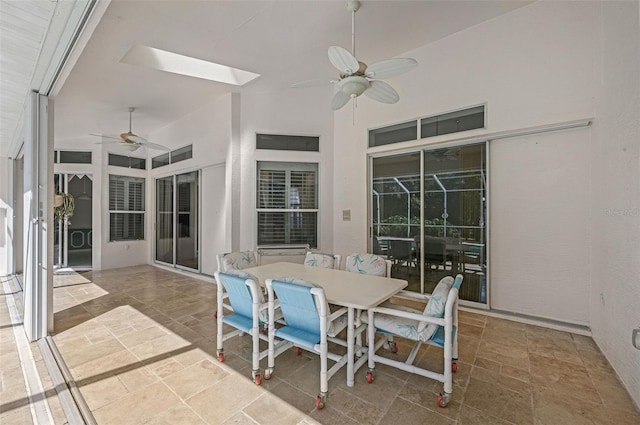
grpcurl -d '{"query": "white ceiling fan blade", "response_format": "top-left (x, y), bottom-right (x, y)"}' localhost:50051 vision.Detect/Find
top-left (365, 58), bottom-right (417, 80)
top-left (94, 140), bottom-right (119, 145)
top-left (141, 140), bottom-right (170, 151)
top-left (363, 80), bottom-right (400, 104)
top-left (328, 46), bottom-right (359, 75)
top-left (292, 78), bottom-right (338, 88)
top-left (331, 90), bottom-right (352, 111)
top-left (90, 133), bottom-right (121, 141)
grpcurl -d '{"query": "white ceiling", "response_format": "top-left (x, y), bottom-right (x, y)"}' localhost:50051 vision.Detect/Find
top-left (2, 1), bottom-right (533, 153)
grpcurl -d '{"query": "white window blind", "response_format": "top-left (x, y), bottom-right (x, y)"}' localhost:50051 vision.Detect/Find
top-left (257, 162), bottom-right (318, 248)
top-left (109, 175), bottom-right (145, 241)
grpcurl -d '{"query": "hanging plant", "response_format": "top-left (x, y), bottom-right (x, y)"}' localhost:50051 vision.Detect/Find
top-left (54, 192), bottom-right (75, 224)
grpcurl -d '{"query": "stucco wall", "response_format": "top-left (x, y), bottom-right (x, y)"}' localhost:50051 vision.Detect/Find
top-left (333, 1), bottom-right (595, 324)
top-left (589, 0), bottom-right (640, 410)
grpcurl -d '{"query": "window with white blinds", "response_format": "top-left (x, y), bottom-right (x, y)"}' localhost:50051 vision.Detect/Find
top-left (109, 175), bottom-right (145, 241)
top-left (257, 162), bottom-right (318, 248)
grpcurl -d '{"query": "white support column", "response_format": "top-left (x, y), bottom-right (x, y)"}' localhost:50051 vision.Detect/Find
top-left (23, 92), bottom-right (54, 341)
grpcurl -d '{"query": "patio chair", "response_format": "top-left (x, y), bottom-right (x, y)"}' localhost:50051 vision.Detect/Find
top-left (214, 271), bottom-right (288, 385)
top-left (216, 250), bottom-right (259, 271)
top-left (215, 250), bottom-right (260, 318)
top-left (264, 278), bottom-right (352, 409)
top-left (304, 252), bottom-right (342, 270)
top-left (345, 253), bottom-right (393, 352)
top-left (363, 274), bottom-right (464, 408)
top-left (345, 253), bottom-right (392, 277)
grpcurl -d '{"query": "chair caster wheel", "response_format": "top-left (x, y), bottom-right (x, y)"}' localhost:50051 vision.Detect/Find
top-left (437, 392), bottom-right (451, 408)
top-left (366, 371), bottom-right (374, 383)
top-left (315, 394), bottom-right (326, 409)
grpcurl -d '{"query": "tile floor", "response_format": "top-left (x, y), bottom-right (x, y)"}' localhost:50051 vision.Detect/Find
top-left (0, 278), bottom-right (68, 425)
top-left (3, 265), bottom-right (639, 424)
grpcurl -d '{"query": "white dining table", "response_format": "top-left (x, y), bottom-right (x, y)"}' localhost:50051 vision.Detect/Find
top-left (244, 262), bottom-right (408, 387)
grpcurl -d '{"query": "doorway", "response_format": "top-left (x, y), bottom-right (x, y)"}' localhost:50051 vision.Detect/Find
top-left (155, 170), bottom-right (199, 271)
top-left (54, 174), bottom-right (93, 270)
top-left (371, 143), bottom-right (488, 306)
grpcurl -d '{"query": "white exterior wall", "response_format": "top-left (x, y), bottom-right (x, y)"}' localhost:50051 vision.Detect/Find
top-left (148, 94), bottom-right (234, 275)
top-left (589, 1), bottom-right (640, 409)
top-left (334, 0), bottom-right (595, 323)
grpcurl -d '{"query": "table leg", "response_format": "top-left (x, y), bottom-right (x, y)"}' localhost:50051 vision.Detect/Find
top-left (347, 307), bottom-right (354, 387)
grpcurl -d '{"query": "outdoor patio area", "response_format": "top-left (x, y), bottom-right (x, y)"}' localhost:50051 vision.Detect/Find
top-left (26, 265), bottom-right (637, 424)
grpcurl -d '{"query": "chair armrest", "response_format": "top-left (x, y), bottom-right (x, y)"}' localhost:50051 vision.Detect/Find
top-left (397, 290), bottom-right (432, 301)
top-left (328, 306), bottom-right (348, 322)
top-left (369, 305), bottom-right (446, 327)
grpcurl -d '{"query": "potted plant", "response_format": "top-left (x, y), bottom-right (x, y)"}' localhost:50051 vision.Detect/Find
top-left (54, 192), bottom-right (75, 224)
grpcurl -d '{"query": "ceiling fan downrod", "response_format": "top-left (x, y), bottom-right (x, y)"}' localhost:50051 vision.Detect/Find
top-left (347, 0), bottom-right (360, 57)
top-left (128, 107), bottom-right (135, 133)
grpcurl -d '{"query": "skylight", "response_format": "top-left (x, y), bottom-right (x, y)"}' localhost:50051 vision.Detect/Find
top-left (120, 45), bottom-right (260, 86)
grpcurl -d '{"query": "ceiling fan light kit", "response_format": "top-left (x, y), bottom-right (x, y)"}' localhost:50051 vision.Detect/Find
top-left (293, 0), bottom-right (417, 111)
top-left (90, 107), bottom-right (170, 152)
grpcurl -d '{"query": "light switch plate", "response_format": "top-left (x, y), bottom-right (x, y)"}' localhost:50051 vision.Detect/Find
top-left (342, 209), bottom-right (351, 221)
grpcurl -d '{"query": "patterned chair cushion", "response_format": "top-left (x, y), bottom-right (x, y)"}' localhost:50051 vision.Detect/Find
top-left (345, 253), bottom-right (387, 276)
top-left (220, 251), bottom-right (257, 271)
top-left (360, 304), bottom-right (436, 342)
top-left (278, 278), bottom-right (347, 337)
top-left (417, 276), bottom-right (454, 340)
top-left (304, 253), bottom-right (336, 269)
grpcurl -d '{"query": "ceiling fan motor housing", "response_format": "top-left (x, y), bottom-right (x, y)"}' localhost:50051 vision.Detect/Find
top-left (338, 75), bottom-right (369, 98)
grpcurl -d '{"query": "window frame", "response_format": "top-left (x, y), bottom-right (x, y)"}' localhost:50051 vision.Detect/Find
top-left (108, 174), bottom-right (146, 242)
top-left (256, 161), bottom-right (319, 248)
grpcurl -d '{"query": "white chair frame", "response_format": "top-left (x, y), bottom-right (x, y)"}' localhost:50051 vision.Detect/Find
top-left (365, 276), bottom-right (462, 408)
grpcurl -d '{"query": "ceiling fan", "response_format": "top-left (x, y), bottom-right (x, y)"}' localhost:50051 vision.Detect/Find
top-left (293, 0), bottom-right (417, 111)
top-left (90, 107), bottom-right (169, 152)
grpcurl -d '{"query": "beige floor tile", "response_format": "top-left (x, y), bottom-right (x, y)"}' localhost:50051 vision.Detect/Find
top-left (128, 332), bottom-right (191, 362)
top-left (78, 374), bottom-right (130, 411)
top-left (529, 353), bottom-right (601, 405)
top-left (267, 380), bottom-right (316, 414)
top-left (533, 390), bottom-right (610, 425)
top-left (378, 397), bottom-right (455, 425)
top-left (221, 411), bottom-right (263, 425)
top-left (92, 381), bottom-right (181, 424)
top-left (464, 377), bottom-right (533, 425)
top-left (144, 403), bottom-right (207, 425)
top-left (308, 405), bottom-right (360, 425)
top-left (243, 392), bottom-right (306, 425)
top-left (58, 335), bottom-right (126, 369)
top-left (186, 374), bottom-right (264, 424)
top-left (471, 365), bottom-right (531, 394)
top-left (0, 404), bottom-right (34, 425)
top-left (589, 370), bottom-right (640, 415)
top-left (458, 405), bottom-right (516, 425)
top-left (163, 358), bottom-right (229, 400)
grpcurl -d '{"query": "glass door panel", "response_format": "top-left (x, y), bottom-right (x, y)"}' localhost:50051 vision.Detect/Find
top-left (423, 144), bottom-right (487, 304)
top-left (176, 171), bottom-right (199, 270)
top-left (156, 176), bottom-right (174, 264)
top-left (371, 153), bottom-right (421, 290)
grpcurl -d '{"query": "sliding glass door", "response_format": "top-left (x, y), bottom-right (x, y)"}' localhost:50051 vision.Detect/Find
top-left (371, 144), bottom-right (488, 305)
top-left (155, 171), bottom-right (199, 271)
top-left (156, 176), bottom-right (174, 264)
